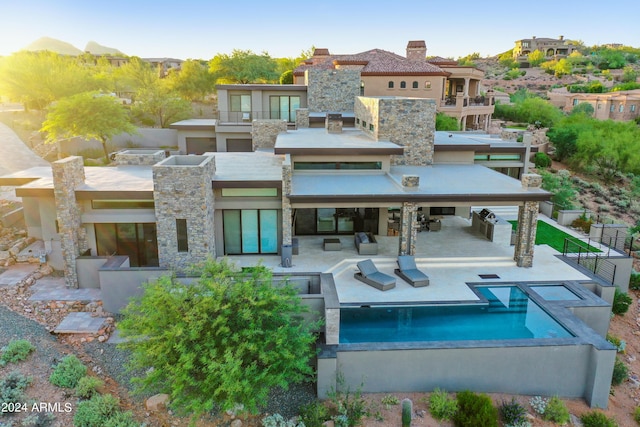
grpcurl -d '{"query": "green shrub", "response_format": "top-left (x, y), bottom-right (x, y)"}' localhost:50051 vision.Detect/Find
top-left (629, 271), bottom-right (640, 291)
top-left (74, 376), bottom-right (104, 399)
top-left (542, 396), bottom-right (569, 424)
top-left (328, 378), bottom-right (369, 427)
top-left (612, 357), bottom-right (628, 386)
top-left (428, 388), bottom-right (458, 421)
top-left (612, 288), bottom-right (632, 315)
top-left (103, 411), bottom-right (139, 427)
top-left (533, 152), bottom-right (552, 169)
top-left (453, 390), bottom-right (498, 427)
top-left (20, 412), bottom-right (55, 426)
top-left (381, 394), bottom-right (399, 409)
top-left (0, 339), bottom-right (35, 366)
top-left (261, 413), bottom-right (304, 427)
top-left (633, 406), bottom-right (640, 424)
top-left (49, 355), bottom-right (87, 388)
top-left (401, 398), bottom-right (412, 427)
top-left (0, 371), bottom-right (32, 406)
top-left (73, 394), bottom-right (120, 427)
top-left (499, 398), bottom-right (527, 426)
top-left (298, 401), bottom-right (330, 427)
top-left (606, 334), bottom-right (627, 353)
top-left (580, 410), bottom-right (618, 427)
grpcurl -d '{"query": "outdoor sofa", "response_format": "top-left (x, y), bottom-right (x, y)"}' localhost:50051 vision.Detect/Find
top-left (354, 232), bottom-right (378, 255)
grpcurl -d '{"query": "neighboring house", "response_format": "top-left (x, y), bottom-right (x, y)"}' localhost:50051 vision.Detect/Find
top-left (142, 57), bottom-right (183, 77)
top-left (564, 89), bottom-right (640, 121)
top-left (293, 40), bottom-right (495, 131)
top-left (0, 67), bottom-right (627, 410)
top-left (513, 35), bottom-right (579, 62)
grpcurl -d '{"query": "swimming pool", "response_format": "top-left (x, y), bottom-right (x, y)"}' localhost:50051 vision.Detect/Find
top-left (339, 286), bottom-right (574, 343)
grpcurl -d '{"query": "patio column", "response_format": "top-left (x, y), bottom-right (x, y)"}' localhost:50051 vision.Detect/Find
top-left (398, 201), bottom-right (418, 256)
top-left (281, 155), bottom-right (292, 247)
top-left (514, 174), bottom-right (543, 267)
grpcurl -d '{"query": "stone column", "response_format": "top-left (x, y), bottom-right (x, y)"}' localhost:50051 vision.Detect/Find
top-left (514, 174), bottom-right (543, 267)
top-left (281, 155), bottom-right (292, 246)
top-left (295, 108), bottom-right (309, 129)
top-left (52, 156), bottom-right (87, 289)
top-left (251, 119), bottom-right (287, 151)
top-left (153, 155), bottom-right (216, 271)
top-left (398, 201), bottom-right (418, 256)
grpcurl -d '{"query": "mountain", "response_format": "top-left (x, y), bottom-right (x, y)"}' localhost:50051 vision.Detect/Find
top-left (84, 41), bottom-right (124, 56)
top-left (23, 37), bottom-right (83, 56)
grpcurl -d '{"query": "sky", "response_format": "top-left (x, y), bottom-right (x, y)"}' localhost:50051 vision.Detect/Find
top-left (1, 0), bottom-right (639, 61)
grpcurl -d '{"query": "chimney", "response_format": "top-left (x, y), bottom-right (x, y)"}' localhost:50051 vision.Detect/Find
top-left (406, 40), bottom-right (427, 61)
top-left (325, 113), bottom-right (343, 134)
top-left (559, 35), bottom-right (564, 41)
top-left (532, 36), bottom-right (536, 39)
top-left (311, 48), bottom-right (330, 65)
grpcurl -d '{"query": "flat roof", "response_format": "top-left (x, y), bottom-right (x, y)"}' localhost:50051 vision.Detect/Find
top-left (289, 164), bottom-right (550, 203)
top-left (216, 84), bottom-right (307, 91)
top-left (275, 128), bottom-right (403, 155)
top-left (2, 166), bottom-right (155, 199)
top-left (211, 151), bottom-right (283, 187)
top-left (169, 119), bottom-right (217, 130)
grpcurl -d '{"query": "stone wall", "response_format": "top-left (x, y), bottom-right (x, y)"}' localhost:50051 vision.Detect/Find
top-left (251, 120), bottom-right (287, 150)
top-left (355, 97), bottom-right (436, 165)
top-left (281, 155), bottom-right (293, 246)
top-left (52, 156), bottom-right (88, 288)
top-left (306, 69), bottom-right (361, 112)
top-left (296, 108), bottom-right (309, 129)
top-left (514, 174), bottom-right (543, 267)
top-left (153, 155), bottom-right (216, 271)
top-left (113, 150), bottom-right (166, 166)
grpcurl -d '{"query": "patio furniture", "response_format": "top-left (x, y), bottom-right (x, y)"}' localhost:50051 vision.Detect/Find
top-left (354, 259), bottom-right (396, 291)
top-left (354, 232), bottom-right (378, 255)
top-left (395, 255), bottom-right (429, 287)
top-left (323, 238), bottom-right (342, 251)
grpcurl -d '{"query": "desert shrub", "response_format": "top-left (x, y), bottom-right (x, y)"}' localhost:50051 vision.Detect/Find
top-left (533, 152), bottom-right (552, 169)
top-left (380, 394), bottom-right (399, 409)
top-left (74, 376), bottom-right (104, 399)
top-left (572, 215), bottom-right (594, 233)
top-left (20, 412), bottom-right (55, 426)
top-left (630, 271), bottom-right (640, 291)
top-left (634, 406), bottom-right (640, 424)
top-left (261, 413), bottom-right (304, 427)
top-left (606, 334), bottom-right (627, 353)
top-left (529, 396), bottom-right (548, 415)
top-left (329, 378), bottom-right (369, 427)
top-left (0, 371), bottom-right (32, 406)
top-left (0, 339), bottom-right (35, 366)
top-left (401, 398), bottom-right (412, 427)
top-left (580, 410), bottom-right (618, 427)
top-left (453, 390), bottom-right (498, 427)
top-left (428, 388), bottom-right (458, 421)
top-left (298, 401), bottom-right (330, 427)
top-left (542, 396), bottom-right (569, 424)
top-left (499, 398), bottom-right (528, 426)
top-left (612, 288), bottom-right (632, 315)
top-left (73, 394), bottom-right (120, 427)
top-left (103, 411), bottom-right (139, 427)
top-left (612, 357), bottom-right (628, 386)
top-left (49, 355), bottom-right (87, 388)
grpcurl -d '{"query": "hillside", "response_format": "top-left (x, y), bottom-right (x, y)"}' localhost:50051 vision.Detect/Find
top-left (23, 36), bottom-right (84, 56)
top-left (84, 41), bottom-right (125, 56)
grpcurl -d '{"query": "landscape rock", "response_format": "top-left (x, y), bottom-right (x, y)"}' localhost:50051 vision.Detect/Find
top-left (230, 420), bottom-right (243, 427)
top-left (145, 393), bottom-right (170, 411)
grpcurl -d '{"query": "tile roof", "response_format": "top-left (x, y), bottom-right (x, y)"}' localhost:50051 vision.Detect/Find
top-left (294, 48), bottom-right (449, 76)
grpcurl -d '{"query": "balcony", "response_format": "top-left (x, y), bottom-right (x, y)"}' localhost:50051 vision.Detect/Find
top-left (216, 110), bottom-right (297, 125)
top-left (440, 94), bottom-right (495, 110)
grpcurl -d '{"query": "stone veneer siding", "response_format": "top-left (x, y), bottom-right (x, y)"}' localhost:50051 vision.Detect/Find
top-left (153, 155), bottom-right (216, 271)
top-left (114, 150), bottom-right (166, 166)
top-left (252, 120), bottom-right (287, 151)
top-left (398, 202), bottom-right (418, 255)
top-left (281, 155), bottom-right (293, 247)
top-left (52, 156), bottom-right (88, 289)
top-left (295, 108), bottom-right (309, 129)
top-left (514, 174), bottom-right (543, 267)
top-left (355, 97), bottom-right (436, 166)
top-left (306, 69), bottom-right (361, 112)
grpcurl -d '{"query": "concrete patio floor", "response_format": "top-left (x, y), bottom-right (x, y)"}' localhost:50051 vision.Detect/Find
top-left (222, 214), bottom-right (594, 305)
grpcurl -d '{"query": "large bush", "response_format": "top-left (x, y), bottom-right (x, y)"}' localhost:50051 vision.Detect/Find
top-left (435, 112), bottom-right (459, 131)
top-left (428, 388), bottom-right (458, 421)
top-left (49, 355), bottom-right (87, 388)
top-left (119, 258), bottom-right (321, 416)
top-left (580, 410), bottom-right (618, 427)
top-left (612, 288), bottom-right (632, 315)
top-left (453, 390), bottom-right (498, 427)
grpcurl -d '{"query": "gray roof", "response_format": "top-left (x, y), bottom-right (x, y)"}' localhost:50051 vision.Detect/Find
top-left (275, 128), bottom-right (401, 154)
top-left (211, 151), bottom-right (283, 183)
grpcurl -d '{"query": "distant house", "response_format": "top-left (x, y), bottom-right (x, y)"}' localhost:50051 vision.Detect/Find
top-left (564, 89), bottom-right (640, 121)
top-left (142, 57), bottom-right (184, 77)
top-left (513, 35), bottom-right (579, 63)
top-left (293, 40), bottom-right (495, 131)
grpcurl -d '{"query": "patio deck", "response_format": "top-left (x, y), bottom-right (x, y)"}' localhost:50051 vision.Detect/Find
top-left (222, 215), bottom-right (593, 305)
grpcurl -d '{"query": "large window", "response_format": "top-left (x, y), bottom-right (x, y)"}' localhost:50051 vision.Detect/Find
top-left (95, 223), bottom-right (158, 267)
top-left (294, 162), bottom-right (382, 170)
top-left (91, 200), bottom-right (154, 209)
top-left (270, 96), bottom-right (300, 122)
top-left (223, 209), bottom-right (278, 254)
top-left (295, 208), bottom-right (379, 235)
top-left (230, 94), bottom-right (251, 112)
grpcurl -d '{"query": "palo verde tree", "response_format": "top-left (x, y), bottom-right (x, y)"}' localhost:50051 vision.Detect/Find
top-left (209, 49), bottom-right (279, 84)
top-left (40, 91), bottom-right (136, 163)
top-left (118, 258), bottom-right (321, 418)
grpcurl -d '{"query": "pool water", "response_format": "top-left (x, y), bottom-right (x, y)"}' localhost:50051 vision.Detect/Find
top-left (530, 285), bottom-right (581, 301)
top-left (339, 286), bottom-right (573, 343)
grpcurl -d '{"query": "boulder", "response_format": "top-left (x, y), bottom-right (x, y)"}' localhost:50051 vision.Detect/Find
top-left (145, 393), bottom-right (170, 411)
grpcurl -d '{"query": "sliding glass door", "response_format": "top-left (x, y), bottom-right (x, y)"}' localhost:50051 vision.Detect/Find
top-left (223, 209), bottom-right (278, 254)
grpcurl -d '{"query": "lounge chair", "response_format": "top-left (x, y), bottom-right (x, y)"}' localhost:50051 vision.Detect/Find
top-left (354, 259), bottom-right (396, 291)
top-left (395, 255), bottom-right (429, 287)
